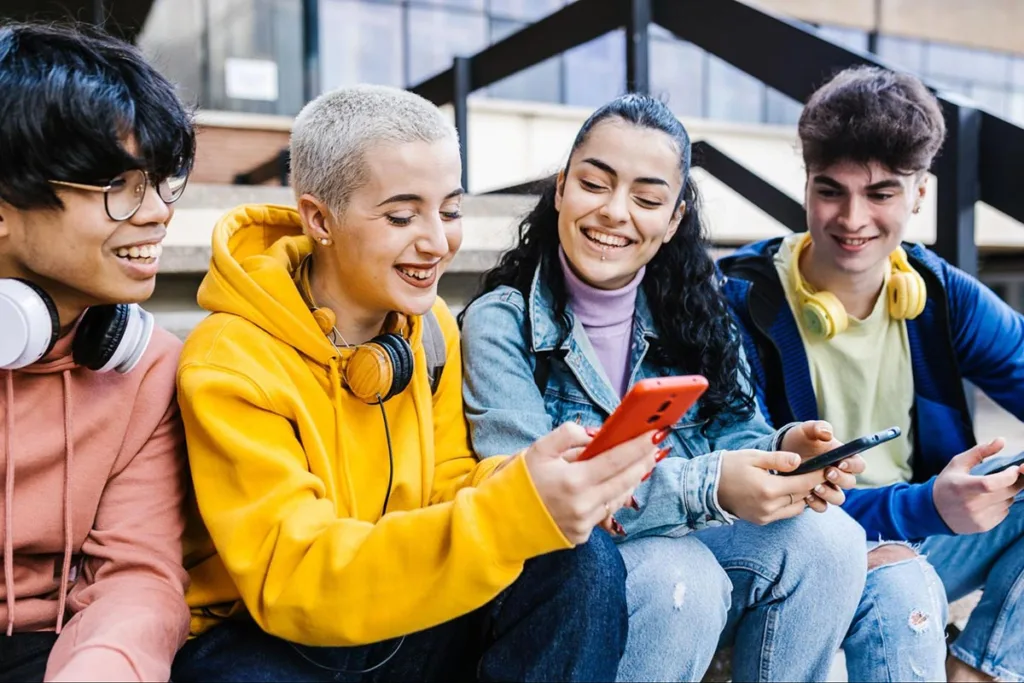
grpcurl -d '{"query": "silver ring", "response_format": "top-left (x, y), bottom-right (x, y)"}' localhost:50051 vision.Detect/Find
top-left (789, 493), bottom-right (795, 506)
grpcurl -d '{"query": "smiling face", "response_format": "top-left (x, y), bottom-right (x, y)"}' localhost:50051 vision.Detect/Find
top-left (804, 159), bottom-right (925, 279)
top-left (302, 136), bottom-right (463, 328)
top-left (555, 118), bottom-right (685, 290)
top-left (0, 140), bottom-right (175, 323)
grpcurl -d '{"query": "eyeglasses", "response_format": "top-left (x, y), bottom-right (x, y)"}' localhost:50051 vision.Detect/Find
top-left (49, 167), bottom-right (190, 221)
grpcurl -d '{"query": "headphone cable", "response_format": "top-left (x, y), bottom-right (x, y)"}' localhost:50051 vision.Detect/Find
top-left (285, 394), bottom-right (401, 672)
top-left (376, 395), bottom-right (394, 518)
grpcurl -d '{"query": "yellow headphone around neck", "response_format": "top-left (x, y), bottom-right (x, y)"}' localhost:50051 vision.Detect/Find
top-left (790, 232), bottom-right (926, 340)
top-left (294, 254), bottom-right (415, 403)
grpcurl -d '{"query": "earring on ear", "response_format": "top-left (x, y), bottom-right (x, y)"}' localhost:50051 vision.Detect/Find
top-left (912, 205), bottom-right (921, 215)
top-left (320, 237), bottom-right (330, 246)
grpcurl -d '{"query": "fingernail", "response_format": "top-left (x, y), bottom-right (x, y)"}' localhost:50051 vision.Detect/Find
top-left (629, 496), bottom-right (640, 511)
top-left (826, 469), bottom-right (839, 481)
top-left (656, 447), bottom-right (670, 462)
top-left (611, 519), bottom-right (626, 536)
top-left (814, 484), bottom-right (825, 494)
top-left (821, 429), bottom-right (833, 440)
top-left (652, 428), bottom-right (670, 445)
top-left (584, 426), bottom-right (599, 437)
top-left (805, 495), bottom-right (816, 505)
top-left (788, 453), bottom-right (801, 467)
top-left (838, 461), bottom-right (850, 471)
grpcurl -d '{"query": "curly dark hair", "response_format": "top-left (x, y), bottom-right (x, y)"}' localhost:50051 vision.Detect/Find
top-left (461, 94), bottom-right (754, 428)
top-left (799, 65), bottom-right (946, 174)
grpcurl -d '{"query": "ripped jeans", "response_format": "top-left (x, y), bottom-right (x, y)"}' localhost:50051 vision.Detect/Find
top-left (843, 502), bottom-right (1024, 682)
top-left (616, 506), bottom-right (866, 682)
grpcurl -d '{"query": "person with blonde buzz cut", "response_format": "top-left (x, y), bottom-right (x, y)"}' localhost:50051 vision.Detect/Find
top-left (170, 83), bottom-right (660, 682)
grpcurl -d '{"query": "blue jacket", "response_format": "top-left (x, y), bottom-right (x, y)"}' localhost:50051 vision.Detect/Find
top-left (459, 265), bottom-right (786, 540)
top-left (718, 237), bottom-right (1024, 542)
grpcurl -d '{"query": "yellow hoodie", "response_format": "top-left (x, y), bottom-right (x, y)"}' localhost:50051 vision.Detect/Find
top-left (177, 204), bottom-right (570, 646)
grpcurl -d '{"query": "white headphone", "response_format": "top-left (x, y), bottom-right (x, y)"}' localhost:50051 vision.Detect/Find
top-left (0, 278), bottom-right (154, 372)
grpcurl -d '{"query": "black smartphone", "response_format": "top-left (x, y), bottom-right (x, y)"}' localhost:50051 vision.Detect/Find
top-left (972, 451), bottom-right (1024, 476)
top-left (779, 426), bottom-right (902, 477)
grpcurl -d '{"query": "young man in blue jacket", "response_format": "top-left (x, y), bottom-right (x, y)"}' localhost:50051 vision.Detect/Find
top-left (719, 65), bottom-right (1024, 683)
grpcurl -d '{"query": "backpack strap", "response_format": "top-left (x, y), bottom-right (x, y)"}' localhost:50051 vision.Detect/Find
top-left (421, 310), bottom-right (446, 395)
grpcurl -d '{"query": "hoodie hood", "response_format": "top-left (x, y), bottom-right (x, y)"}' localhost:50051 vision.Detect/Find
top-left (198, 204), bottom-right (336, 365)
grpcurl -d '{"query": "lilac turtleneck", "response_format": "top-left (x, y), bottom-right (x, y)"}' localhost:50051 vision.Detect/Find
top-left (558, 246), bottom-right (645, 397)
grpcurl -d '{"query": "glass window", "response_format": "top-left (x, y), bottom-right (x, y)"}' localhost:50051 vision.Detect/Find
top-left (706, 55), bottom-right (765, 124)
top-left (412, 0), bottom-right (485, 9)
top-left (407, 7), bottom-right (488, 85)
top-left (1011, 57), bottom-right (1024, 89)
top-left (877, 36), bottom-right (924, 73)
top-left (765, 87), bottom-right (802, 125)
top-left (564, 30), bottom-right (626, 108)
top-left (489, 0), bottom-right (562, 21)
top-left (1010, 91), bottom-right (1024, 126)
top-left (320, 0), bottom-right (404, 90)
top-left (138, 0), bottom-right (207, 108)
top-left (650, 38), bottom-right (705, 119)
top-left (925, 42), bottom-right (1010, 87)
top-left (486, 19), bottom-right (562, 103)
top-left (816, 25), bottom-right (869, 52)
top-left (204, 0), bottom-right (304, 115)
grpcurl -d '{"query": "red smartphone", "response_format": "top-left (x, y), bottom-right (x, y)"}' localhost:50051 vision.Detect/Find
top-left (577, 376), bottom-right (709, 461)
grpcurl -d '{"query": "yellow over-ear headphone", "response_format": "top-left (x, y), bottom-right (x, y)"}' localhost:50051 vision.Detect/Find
top-left (790, 232), bottom-right (926, 340)
top-left (295, 255), bottom-right (415, 403)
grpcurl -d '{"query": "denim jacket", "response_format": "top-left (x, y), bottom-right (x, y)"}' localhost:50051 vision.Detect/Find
top-left (460, 266), bottom-right (789, 539)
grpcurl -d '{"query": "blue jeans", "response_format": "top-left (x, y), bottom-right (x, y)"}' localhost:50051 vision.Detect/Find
top-left (171, 532), bottom-right (628, 682)
top-left (617, 506), bottom-right (867, 682)
top-left (844, 502), bottom-right (1024, 682)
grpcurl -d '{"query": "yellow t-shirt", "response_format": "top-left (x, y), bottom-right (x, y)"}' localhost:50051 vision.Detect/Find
top-left (774, 234), bottom-right (915, 487)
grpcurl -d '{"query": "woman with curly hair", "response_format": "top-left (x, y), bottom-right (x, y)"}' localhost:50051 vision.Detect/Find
top-left (460, 94), bottom-right (869, 682)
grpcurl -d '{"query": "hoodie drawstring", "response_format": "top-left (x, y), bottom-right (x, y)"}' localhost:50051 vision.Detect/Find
top-left (2, 369), bottom-right (75, 636)
top-left (55, 370), bottom-right (74, 634)
top-left (4, 370), bottom-right (15, 636)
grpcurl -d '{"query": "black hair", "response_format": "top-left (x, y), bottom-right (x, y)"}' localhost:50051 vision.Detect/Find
top-left (0, 22), bottom-right (196, 211)
top-left (799, 65), bottom-right (946, 174)
top-left (462, 94), bottom-right (754, 428)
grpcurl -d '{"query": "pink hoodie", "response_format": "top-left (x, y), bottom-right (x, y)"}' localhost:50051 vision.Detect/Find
top-left (1, 324), bottom-right (190, 682)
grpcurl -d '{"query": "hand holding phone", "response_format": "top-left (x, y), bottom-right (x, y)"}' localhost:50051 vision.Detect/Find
top-left (934, 438), bottom-right (1024, 535)
top-left (779, 427), bottom-right (901, 477)
top-left (577, 375), bottom-right (708, 462)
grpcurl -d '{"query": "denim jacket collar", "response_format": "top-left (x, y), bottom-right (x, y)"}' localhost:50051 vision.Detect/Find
top-left (527, 263), bottom-right (660, 414)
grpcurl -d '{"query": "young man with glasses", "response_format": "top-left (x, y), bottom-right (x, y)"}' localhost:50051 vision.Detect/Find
top-left (0, 22), bottom-right (195, 682)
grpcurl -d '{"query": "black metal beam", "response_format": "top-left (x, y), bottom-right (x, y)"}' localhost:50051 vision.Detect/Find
top-left (453, 56), bottom-right (471, 192)
top-left (934, 99), bottom-right (981, 277)
top-left (411, 0), bottom-right (620, 105)
top-left (302, 0), bottom-right (320, 102)
top-left (234, 149), bottom-right (290, 186)
top-left (692, 141), bottom-right (806, 233)
top-left (625, 0), bottom-right (651, 94)
top-left (979, 112), bottom-right (1024, 226)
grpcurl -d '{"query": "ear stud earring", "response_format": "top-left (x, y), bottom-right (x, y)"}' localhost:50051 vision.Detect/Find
top-left (320, 237), bottom-right (330, 246)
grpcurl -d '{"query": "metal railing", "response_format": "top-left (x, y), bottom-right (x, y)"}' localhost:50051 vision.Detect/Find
top-left (237, 0), bottom-right (1024, 278)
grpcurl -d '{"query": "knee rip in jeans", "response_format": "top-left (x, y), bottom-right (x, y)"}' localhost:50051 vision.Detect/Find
top-left (672, 581), bottom-right (686, 610)
top-left (868, 541), bottom-right (938, 635)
